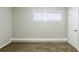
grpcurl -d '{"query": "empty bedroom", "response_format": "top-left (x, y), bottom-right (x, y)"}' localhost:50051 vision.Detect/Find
top-left (0, 7), bottom-right (79, 52)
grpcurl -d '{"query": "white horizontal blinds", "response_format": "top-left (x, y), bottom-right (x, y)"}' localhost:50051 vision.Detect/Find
top-left (47, 13), bottom-right (62, 21)
top-left (33, 12), bottom-right (42, 21)
top-left (47, 13), bottom-right (57, 21)
top-left (33, 9), bottom-right (63, 22)
top-left (41, 12), bottom-right (48, 21)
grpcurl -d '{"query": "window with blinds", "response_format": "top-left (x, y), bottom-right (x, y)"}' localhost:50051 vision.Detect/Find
top-left (33, 11), bottom-right (63, 22)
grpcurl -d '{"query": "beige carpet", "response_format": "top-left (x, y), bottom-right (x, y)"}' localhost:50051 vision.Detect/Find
top-left (0, 42), bottom-right (77, 52)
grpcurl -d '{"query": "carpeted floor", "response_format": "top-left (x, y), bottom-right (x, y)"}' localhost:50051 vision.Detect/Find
top-left (0, 42), bottom-right (77, 52)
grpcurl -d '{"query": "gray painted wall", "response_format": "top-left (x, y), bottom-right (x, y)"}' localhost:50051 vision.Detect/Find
top-left (13, 7), bottom-right (67, 38)
top-left (0, 8), bottom-right (12, 46)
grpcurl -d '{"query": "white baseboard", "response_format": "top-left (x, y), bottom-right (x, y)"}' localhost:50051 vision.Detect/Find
top-left (0, 38), bottom-right (68, 49)
top-left (11, 38), bottom-right (68, 43)
top-left (0, 40), bottom-right (11, 49)
top-left (68, 41), bottom-right (79, 52)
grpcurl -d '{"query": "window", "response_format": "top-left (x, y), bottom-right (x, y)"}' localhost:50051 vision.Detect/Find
top-left (33, 11), bottom-right (63, 22)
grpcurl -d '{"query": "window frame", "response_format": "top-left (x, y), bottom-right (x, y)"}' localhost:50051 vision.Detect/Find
top-left (32, 10), bottom-right (64, 22)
